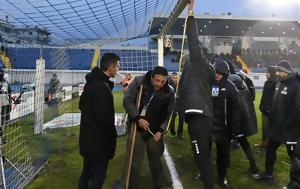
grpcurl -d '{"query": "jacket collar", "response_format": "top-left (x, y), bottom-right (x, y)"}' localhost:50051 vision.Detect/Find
top-left (281, 73), bottom-right (298, 85)
top-left (85, 67), bottom-right (114, 90)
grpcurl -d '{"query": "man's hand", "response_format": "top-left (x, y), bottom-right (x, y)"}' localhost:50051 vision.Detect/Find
top-left (138, 118), bottom-right (150, 131)
top-left (187, 0), bottom-right (194, 16)
top-left (154, 132), bottom-right (162, 142)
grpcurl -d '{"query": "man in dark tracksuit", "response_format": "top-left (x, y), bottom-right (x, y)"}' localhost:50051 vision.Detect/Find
top-left (123, 66), bottom-right (174, 189)
top-left (177, 2), bottom-right (215, 189)
top-left (78, 53), bottom-right (120, 189)
top-left (255, 60), bottom-right (300, 181)
top-left (168, 72), bottom-right (184, 138)
top-left (212, 60), bottom-right (239, 188)
top-left (255, 66), bottom-right (277, 148)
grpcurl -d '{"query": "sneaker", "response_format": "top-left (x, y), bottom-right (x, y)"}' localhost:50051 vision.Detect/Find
top-left (254, 141), bottom-right (268, 148)
top-left (253, 173), bottom-right (274, 181)
top-left (170, 134), bottom-right (176, 138)
top-left (218, 177), bottom-right (228, 188)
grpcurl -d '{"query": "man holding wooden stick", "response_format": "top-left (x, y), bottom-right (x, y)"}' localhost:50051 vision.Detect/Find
top-left (123, 66), bottom-right (175, 189)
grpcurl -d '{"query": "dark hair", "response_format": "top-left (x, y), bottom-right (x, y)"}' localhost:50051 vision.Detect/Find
top-left (100, 53), bottom-right (120, 71)
top-left (151, 66), bottom-right (168, 78)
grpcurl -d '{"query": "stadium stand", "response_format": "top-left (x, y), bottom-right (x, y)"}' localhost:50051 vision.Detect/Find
top-left (7, 48), bottom-right (94, 70)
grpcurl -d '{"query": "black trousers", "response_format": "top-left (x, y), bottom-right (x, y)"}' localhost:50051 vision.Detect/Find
top-left (170, 111), bottom-right (184, 136)
top-left (261, 113), bottom-right (269, 142)
top-left (186, 114), bottom-right (214, 189)
top-left (78, 157), bottom-right (109, 189)
top-left (129, 131), bottom-right (165, 189)
top-left (265, 139), bottom-right (296, 175)
top-left (236, 136), bottom-right (257, 166)
top-left (214, 140), bottom-right (231, 179)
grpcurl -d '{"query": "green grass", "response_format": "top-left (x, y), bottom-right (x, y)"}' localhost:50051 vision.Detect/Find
top-left (24, 91), bottom-right (290, 189)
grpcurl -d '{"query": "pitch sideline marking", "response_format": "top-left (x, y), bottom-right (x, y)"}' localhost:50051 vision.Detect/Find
top-left (163, 143), bottom-right (183, 189)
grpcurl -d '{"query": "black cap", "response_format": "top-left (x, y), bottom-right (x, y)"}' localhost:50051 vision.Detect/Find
top-left (276, 60), bottom-right (293, 74)
top-left (214, 59), bottom-right (229, 75)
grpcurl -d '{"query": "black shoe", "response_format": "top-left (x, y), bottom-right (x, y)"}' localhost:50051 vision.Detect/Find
top-left (253, 173), bottom-right (274, 181)
top-left (218, 177), bottom-right (228, 188)
top-left (194, 173), bottom-right (201, 180)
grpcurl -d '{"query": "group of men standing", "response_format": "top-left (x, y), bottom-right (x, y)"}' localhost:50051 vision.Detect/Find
top-left (77, 1), bottom-right (300, 189)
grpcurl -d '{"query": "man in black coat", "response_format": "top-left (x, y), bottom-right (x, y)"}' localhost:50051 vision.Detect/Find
top-left (123, 66), bottom-right (174, 189)
top-left (238, 70), bottom-right (256, 101)
top-left (177, 1), bottom-right (215, 188)
top-left (228, 74), bottom-right (259, 175)
top-left (255, 66), bottom-right (277, 148)
top-left (255, 60), bottom-right (300, 182)
top-left (78, 53), bottom-right (120, 189)
top-left (212, 60), bottom-right (239, 188)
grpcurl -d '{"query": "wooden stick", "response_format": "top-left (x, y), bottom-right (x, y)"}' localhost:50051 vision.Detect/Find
top-left (124, 85), bottom-right (143, 189)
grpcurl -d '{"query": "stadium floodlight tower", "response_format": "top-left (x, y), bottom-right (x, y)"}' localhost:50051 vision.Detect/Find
top-left (157, 0), bottom-right (188, 66)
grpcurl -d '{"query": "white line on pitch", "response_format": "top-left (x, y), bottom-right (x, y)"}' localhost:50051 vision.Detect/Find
top-left (163, 143), bottom-right (183, 189)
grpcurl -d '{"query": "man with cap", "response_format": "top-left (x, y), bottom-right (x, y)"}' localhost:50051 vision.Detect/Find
top-left (211, 59), bottom-right (239, 188)
top-left (255, 60), bottom-right (300, 182)
top-left (255, 66), bottom-right (277, 148)
top-left (169, 71), bottom-right (184, 138)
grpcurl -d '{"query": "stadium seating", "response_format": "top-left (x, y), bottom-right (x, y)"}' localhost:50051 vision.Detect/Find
top-left (4, 46), bottom-right (300, 72)
top-left (7, 48), bottom-right (94, 70)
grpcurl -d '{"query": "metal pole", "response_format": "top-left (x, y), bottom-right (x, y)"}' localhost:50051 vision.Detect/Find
top-left (0, 94), bottom-right (9, 189)
top-left (157, 0), bottom-right (189, 39)
top-left (158, 37), bottom-right (164, 66)
top-left (0, 154), bottom-right (6, 189)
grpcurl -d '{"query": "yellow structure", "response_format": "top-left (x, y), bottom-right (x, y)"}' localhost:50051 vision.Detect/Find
top-left (0, 51), bottom-right (12, 69)
top-left (91, 49), bottom-right (99, 69)
top-left (236, 55), bottom-right (251, 73)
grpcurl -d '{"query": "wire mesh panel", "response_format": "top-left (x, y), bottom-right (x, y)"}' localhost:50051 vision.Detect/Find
top-left (0, 0), bottom-right (179, 45)
top-left (0, 47), bottom-right (36, 188)
top-left (100, 49), bottom-right (158, 72)
top-left (1, 119), bottom-right (35, 189)
top-left (0, 45), bottom-right (87, 189)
